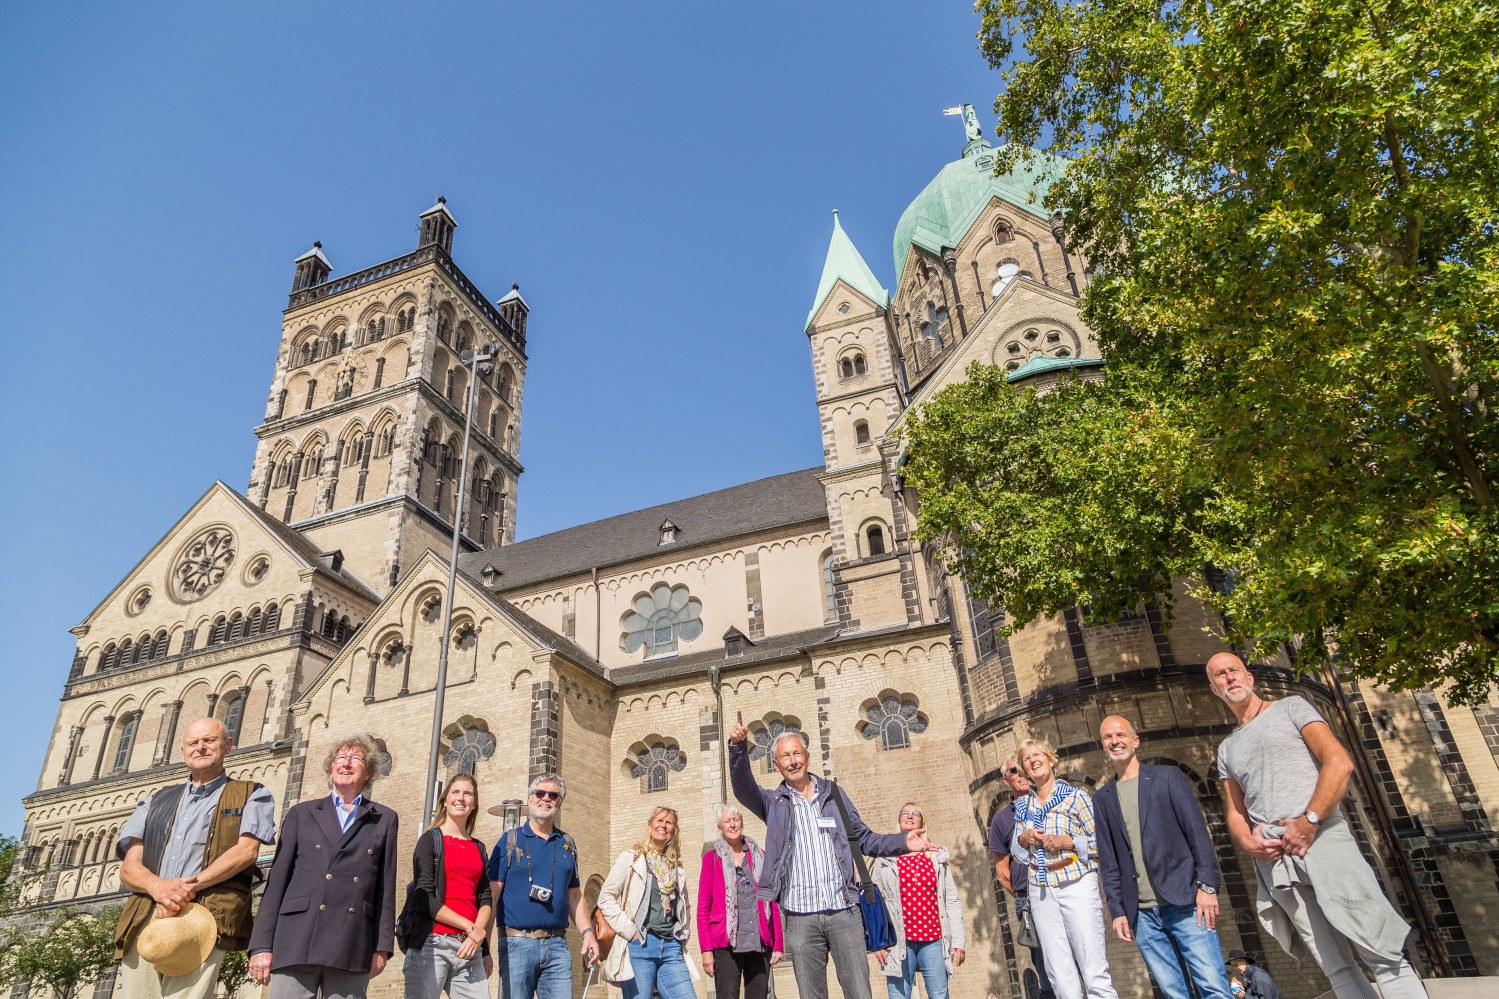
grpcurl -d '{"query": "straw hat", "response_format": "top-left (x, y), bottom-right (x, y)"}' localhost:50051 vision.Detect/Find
top-left (136, 902), bottom-right (218, 977)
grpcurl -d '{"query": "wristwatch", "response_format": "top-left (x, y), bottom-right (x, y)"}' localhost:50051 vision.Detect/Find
top-left (1305, 810), bottom-right (1322, 826)
top-left (1197, 883), bottom-right (1217, 895)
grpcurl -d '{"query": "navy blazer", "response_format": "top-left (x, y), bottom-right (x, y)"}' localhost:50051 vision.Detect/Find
top-left (249, 795), bottom-right (401, 974)
top-left (1094, 765), bottom-right (1219, 925)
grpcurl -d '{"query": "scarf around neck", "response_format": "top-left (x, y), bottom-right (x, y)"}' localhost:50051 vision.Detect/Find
top-left (714, 835), bottom-right (764, 945)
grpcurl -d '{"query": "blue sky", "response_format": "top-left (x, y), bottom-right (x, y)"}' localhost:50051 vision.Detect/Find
top-left (0, 2), bottom-right (1009, 831)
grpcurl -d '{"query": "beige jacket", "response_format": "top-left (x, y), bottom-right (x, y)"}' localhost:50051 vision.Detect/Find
top-left (596, 849), bottom-right (700, 985)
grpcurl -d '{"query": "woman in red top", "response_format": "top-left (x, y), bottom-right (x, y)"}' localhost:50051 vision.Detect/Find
top-left (403, 774), bottom-right (494, 999)
top-left (870, 802), bottom-right (967, 999)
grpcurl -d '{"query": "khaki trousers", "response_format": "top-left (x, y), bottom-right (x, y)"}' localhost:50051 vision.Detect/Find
top-left (116, 942), bottom-right (226, 999)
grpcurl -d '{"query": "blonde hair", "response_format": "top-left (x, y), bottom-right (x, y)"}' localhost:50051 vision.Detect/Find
top-left (633, 806), bottom-right (682, 868)
top-left (1015, 738), bottom-right (1058, 771)
top-left (428, 773), bottom-right (480, 835)
top-left (898, 801), bottom-right (924, 824)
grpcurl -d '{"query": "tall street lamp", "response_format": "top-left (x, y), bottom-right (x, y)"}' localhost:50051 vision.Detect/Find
top-left (424, 342), bottom-right (501, 815)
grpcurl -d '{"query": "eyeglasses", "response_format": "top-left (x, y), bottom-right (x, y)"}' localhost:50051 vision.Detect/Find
top-left (899, 811), bottom-right (923, 819)
top-left (532, 789), bottom-right (561, 802)
top-left (1005, 767), bottom-right (1022, 776)
top-left (334, 755), bottom-right (366, 766)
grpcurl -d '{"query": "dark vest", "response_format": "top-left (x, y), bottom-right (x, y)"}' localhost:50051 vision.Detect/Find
top-left (113, 778), bottom-right (262, 958)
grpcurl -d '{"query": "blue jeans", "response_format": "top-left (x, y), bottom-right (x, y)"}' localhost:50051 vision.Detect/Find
top-left (1133, 904), bottom-right (1233, 999)
top-left (500, 934), bottom-right (572, 999)
top-left (621, 934), bottom-right (695, 999)
top-left (886, 939), bottom-right (949, 999)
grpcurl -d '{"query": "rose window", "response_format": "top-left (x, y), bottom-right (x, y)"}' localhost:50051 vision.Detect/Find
top-left (630, 742), bottom-right (686, 793)
top-left (857, 693), bottom-right (928, 751)
top-left (173, 529), bottom-right (236, 601)
top-left (621, 583), bottom-right (703, 658)
top-left (443, 724), bottom-right (496, 775)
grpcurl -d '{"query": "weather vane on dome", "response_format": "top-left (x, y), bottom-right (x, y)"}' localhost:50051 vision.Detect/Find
top-left (942, 103), bottom-right (983, 144)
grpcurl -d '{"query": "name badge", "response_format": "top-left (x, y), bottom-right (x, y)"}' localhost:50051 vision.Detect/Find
top-left (817, 816), bottom-right (838, 830)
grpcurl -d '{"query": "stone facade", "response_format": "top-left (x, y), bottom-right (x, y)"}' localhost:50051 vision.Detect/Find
top-left (16, 123), bottom-right (1499, 999)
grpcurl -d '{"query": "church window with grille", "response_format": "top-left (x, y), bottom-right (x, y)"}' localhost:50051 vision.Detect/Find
top-left (221, 692), bottom-right (245, 743)
top-left (631, 742), bottom-right (686, 793)
top-left (968, 593), bottom-right (1003, 663)
top-left (443, 724), bottom-right (496, 775)
top-left (111, 713), bottom-right (140, 774)
top-left (857, 693), bottom-right (928, 751)
top-left (621, 583), bottom-right (704, 659)
top-left (822, 552), bottom-right (837, 621)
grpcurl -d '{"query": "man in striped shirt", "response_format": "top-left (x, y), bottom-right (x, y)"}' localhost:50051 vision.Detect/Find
top-left (728, 711), bottom-right (937, 999)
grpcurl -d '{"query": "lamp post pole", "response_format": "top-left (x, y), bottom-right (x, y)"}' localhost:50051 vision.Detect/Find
top-left (709, 657), bottom-right (726, 800)
top-left (424, 344), bottom-right (499, 816)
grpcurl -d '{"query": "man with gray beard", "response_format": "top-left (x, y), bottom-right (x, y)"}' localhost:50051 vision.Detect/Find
top-left (1207, 653), bottom-right (1427, 999)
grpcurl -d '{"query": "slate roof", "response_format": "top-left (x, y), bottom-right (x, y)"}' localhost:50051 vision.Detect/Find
top-left (457, 467), bottom-right (829, 592)
top-left (610, 624), bottom-right (842, 687)
top-left (455, 562), bottom-right (604, 676)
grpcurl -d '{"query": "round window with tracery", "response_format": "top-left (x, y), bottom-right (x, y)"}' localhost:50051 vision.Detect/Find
top-left (173, 529), bottom-right (236, 602)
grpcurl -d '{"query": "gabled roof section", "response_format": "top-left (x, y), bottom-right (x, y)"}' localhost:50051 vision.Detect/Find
top-left (76, 481), bottom-right (377, 628)
top-left (457, 467), bottom-right (828, 592)
top-left (295, 242), bottom-right (331, 266)
top-left (807, 211), bottom-right (889, 328)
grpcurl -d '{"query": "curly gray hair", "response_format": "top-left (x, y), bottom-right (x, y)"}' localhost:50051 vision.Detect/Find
top-left (528, 772), bottom-right (566, 801)
top-left (323, 734), bottom-right (381, 793)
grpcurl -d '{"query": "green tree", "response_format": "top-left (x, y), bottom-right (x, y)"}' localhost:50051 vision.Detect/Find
top-left (914, 0), bottom-right (1499, 702)
top-left (0, 904), bottom-right (120, 999)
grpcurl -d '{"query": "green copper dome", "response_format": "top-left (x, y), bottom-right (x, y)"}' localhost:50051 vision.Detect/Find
top-left (892, 141), bottom-right (1058, 286)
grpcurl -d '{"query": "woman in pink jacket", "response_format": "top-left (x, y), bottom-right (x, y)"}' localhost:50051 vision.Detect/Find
top-left (697, 804), bottom-right (784, 999)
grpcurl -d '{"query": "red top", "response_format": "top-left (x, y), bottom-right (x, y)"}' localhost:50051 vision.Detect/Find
top-left (432, 836), bottom-right (482, 935)
top-left (896, 853), bottom-right (942, 943)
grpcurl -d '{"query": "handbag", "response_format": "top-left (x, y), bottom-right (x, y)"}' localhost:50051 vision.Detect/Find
top-left (395, 829), bottom-right (444, 952)
top-left (830, 780), bottom-right (898, 952)
top-left (1014, 903), bottom-right (1040, 950)
top-left (589, 858), bottom-right (634, 962)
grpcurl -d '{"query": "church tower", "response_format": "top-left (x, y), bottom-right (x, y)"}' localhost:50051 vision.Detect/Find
top-left (805, 212), bottom-right (930, 632)
top-left (247, 197), bottom-right (527, 594)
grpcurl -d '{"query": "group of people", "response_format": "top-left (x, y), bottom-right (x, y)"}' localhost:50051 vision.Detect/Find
top-left (988, 652), bottom-right (1430, 999)
top-left (110, 651), bottom-right (1428, 999)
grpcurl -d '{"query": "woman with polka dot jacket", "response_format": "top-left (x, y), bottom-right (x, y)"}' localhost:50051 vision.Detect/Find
top-left (870, 802), bottom-right (966, 999)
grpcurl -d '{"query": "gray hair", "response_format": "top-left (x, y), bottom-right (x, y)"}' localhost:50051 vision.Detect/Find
top-left (323, 734), bottom-right (380, 792)
top-left (528, 772), bottom-right (566, 801)
top-left (717, 804), bottom-right (743, 827)
top-left (772, 730), bottom-right (809, 757)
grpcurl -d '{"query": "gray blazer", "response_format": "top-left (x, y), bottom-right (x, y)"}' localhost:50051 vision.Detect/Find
top-left (249, 796), bottom-right (400, 974)
top-left (870, 849), bottom-right (966, 976)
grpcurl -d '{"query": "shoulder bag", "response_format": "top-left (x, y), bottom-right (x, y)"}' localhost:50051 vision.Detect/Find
top-left (830, 780), bottom-right (897, 952)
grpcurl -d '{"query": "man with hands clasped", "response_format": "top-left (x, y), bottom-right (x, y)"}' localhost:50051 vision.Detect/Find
top-left (1092, 716), bottom-right (1232, 999)
top-left (1208, 654), bottom-right (1427, 999)
top-left (727, 710), bottom-right (939, 999)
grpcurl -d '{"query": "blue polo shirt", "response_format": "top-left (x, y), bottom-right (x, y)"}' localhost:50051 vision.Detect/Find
top-left (486, 822), bottom-right (580, 931)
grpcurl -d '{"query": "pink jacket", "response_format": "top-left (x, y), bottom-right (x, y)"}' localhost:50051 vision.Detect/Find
top-left (696, 848), bottom-right (784, 954)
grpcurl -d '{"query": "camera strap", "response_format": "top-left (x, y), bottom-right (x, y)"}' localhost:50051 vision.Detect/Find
top-left (524, 829), bottom-right (558, 889)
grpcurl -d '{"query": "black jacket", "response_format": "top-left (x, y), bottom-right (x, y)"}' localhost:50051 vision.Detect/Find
top-left (1094, 765), bottom-right (1220, 926)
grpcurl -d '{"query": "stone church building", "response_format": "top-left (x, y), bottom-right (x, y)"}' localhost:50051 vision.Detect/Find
top-left (17, 110), bottom-right (1499, 998)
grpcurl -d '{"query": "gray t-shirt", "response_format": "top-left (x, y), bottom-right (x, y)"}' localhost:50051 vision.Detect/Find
top-left (1216, 696), bottom-right (1333, 825)
top-left (1117, 776), bottom-right (1158, 909)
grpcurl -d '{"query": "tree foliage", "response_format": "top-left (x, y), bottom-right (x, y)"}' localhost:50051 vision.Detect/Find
top-left (912, 0), bottom-right (1499, 701)
top-left (218, 949), bottom-right (251, 997)
top-left (0, 904), bottom-right (120, 999)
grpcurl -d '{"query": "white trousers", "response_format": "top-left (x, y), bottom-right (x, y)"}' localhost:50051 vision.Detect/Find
top-left (1266, 881), bottom-right (1428, 999)
top-left (1029, 871), bottom-right (1119, 999)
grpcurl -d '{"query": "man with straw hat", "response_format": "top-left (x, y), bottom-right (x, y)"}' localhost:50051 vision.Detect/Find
top-left (114, 717), bottom-right (277, 998)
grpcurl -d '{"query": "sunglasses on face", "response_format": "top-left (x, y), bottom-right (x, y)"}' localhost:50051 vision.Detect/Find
top-left (532, 790), bottom-right (561, 802)
top-left (1006, 767), bottom-right (1022, 776)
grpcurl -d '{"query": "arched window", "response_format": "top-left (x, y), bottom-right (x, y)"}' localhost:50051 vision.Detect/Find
top-left (854, 420), bottom-right (870, 446)
top-left (921, 303), bottom-right (948, 349)
top-left (373, 356), bottom-right (386, 389)
top-left (246, 607), bottom-right (262, 636)
top-left (857, 693), bottom-right (928, 751)
top-left (211, 616), bottom-right (229, 645)
top-left (304, 379), bottom-right (317, 411)
top-left (442, 722), bottom-right (497, 776)
top-left (445, 369), bottom-right (456, 403)
top-left (263, 603), bottom-right (281, 632)
top-left (854, 354), bottom-right (867, 375)
top-left (111, 713), bottom-right (140, 773)
top-left (866, 524), bottom-right (887, 557)
top-left (994, 219), bottom-right (1014, 244)
top-left (840, 357), bottom-right (854, 378)
top-left (151, 631), bottom-right (171, 658)
top-left (620, 583), bottom-right (704, 659)
top-left (228, 612), bottom-right (245, 641)
top-left (118, 638), bottom-right (134, 665)
top-left (822, 552), bottom-right (837, 621)
top-left (304, 447), bottom-right (323, 478)
top-left (100, 643), bottom-right (118, 672)
top-left (630, 742), bottom-right (686, 793)
top-left (133, 638), bottom-right (151, 665)
top-left (498, 365), bottom-right (515, 404)
top-left (221, 693), bottom-right (245, 744)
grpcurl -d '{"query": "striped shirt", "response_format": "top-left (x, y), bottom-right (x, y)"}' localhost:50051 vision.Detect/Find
top-left (1010, 780), bottom-right (1098, 889)
top-left (781, 787), bottom-right (846, 914)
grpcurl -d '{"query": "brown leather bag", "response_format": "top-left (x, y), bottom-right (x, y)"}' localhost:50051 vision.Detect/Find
top-left (590, 862), bottom-right (634, 962)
